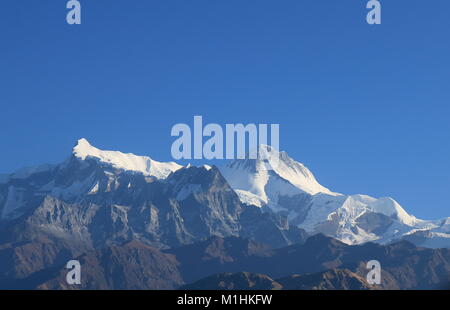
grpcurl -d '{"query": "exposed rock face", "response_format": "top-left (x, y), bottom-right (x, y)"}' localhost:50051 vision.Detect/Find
top-left (184, 269), bottom-right (376, 290)
top-left (37, 241), bottom-right (183, 290)
top-left (0, 142), bottom-right (307, 288)
top-left (181, 272), bottom-right (283, 290)
top-left (277, 269), bottom-right (378, 290)
top-left (1, 140), bottom-right (450, 290)
top-left (2, 235), bottom-right (450, 290)
top-left (0, 152), bottom-right (306, 252)
top-left (167, 236), bottom-right (274, 284)
top-left (171, 235), bottom-right (450, 290)
top-left (219, 146), bottom-right (450, 247)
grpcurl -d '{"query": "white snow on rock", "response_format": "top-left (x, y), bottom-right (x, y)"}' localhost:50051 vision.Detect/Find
top-left (50, 177), bottom-right (95, 200)
top-left (176, 184), bottom-right (202, 201)
top-left (260, 145), bottom-right (336, 196)
top-left (219, 145), bottom-right (450, 246)
top-left (303, 194), bottom-right (424, 245)
top-left (368, 197), bottom-right (417, 226)
top-left (402, 227), bottom-right (450, 249)
top-left (88, 182), bottom-right (99, 195)
top-left (73, 138), bottom-right (182, 179)
top-left (235, 189), bottom-right (265, 208)
top-left (0, 139), bottom-right (449, 248)
top-left (203, 165), bottom-right (213, 171)
top-left (219, 145), bottom-right (338, 210)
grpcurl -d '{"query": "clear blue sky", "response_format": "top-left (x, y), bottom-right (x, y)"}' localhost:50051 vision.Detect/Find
top-left (0, 1), bottom-right (449, 219)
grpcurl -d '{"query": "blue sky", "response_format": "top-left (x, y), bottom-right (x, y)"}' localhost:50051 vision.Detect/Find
top-left (0, 1), bottom-right (449, 219)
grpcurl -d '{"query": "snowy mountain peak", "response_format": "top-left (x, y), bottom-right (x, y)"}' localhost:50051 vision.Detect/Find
top-left (217, 145), bottom-right (443, 246)
top-left (72, 138), bottom-right (183, 179)
top-left (72, 138), bottom-right (93, 158)
top-left (266, 149), bottom-right (334, 196)
top-left (221, 145), bottom-right (336, 199)
top-left (369, 197), bottom-right (417, 226)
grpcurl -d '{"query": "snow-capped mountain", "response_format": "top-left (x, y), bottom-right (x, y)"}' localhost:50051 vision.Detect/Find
top-left (219, 146), bottom-right (450, 247)
top-left (0, 139), bottom-right (448, 249)
top-left (0, 139), bottom-right (181, 221)
top-left (73, 138), bottom-right (183, 179)
top-left (1, 139), bottom-right (449, 290)
top-left (0, 139), bottom-right (306, 251)
top-left (219, 145), bottom-right (337, 209)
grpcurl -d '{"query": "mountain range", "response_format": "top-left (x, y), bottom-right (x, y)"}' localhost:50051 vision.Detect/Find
top-left (3, 235), bottom-right (450, 290)
top-left (220, 144), bottom-right (450, 248)
top-left (0, 138), bottom-right (449, 289)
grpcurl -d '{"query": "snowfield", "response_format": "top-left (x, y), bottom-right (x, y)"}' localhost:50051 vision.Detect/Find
top-left (218, 145), bottom-right (448, 247)
top-left (73, 138), bottom-right (182, 179)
